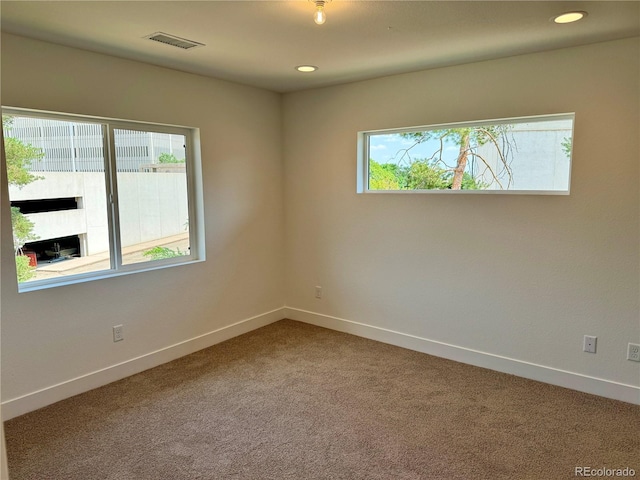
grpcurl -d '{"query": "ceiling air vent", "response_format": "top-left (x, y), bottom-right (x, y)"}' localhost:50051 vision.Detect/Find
top-left (145, 32), bottom-right (204, 50)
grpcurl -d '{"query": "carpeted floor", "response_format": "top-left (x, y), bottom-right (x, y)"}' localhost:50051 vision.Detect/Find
top-left (4, 319), bottom-right (639, 479)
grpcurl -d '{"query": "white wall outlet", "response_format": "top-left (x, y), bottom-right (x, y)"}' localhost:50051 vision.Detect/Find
top-left (627, 343), bottom-right (640, 362)
top-left (583, 335), bottom-right (597, 353)
top-left (113, 324), bottom-right (124, 342)
top-left (315, 286), bottom-right (322, 299)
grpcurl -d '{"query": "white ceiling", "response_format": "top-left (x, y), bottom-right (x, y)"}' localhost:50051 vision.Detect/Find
top-left (1, 1), bottom-right (639, 93)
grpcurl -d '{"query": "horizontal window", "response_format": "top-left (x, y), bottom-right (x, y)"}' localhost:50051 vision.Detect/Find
top-left (3, 107), bottom-right (204, 292)
top-left (357, 113), bottom-right (574, 194)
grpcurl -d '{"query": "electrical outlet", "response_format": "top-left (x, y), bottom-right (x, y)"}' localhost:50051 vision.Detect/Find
top-left (583, 335), bottom-right (597, 353)
top-left (113, 325), bottom-right (124, 342)
top-left (627, 343), bottom-right (640, 362)
top-left (315, 286), bottom-right (322, 299)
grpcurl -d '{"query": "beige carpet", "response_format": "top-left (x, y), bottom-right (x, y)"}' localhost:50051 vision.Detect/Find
top-left (4, 320), bottom-right (639, 479)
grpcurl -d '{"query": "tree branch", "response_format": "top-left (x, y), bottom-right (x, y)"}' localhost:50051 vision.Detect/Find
top-left (469, 152), bottom-right (504, 189)
top-left (476, 127), bottom-right (513, 187)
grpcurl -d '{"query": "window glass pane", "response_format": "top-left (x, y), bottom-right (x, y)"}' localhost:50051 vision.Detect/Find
top-left (3, 114), bottom-right (110, 283)
top-left (365, 115), bottom-right (573, 193)
top-left (114, 128), bottom-right (190, 265)
top-left (3, 107), bottom-right (202, 291)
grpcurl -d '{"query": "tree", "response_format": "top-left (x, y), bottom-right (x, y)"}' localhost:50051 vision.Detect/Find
top-left (399, 125), bottom-right (514, 190)
top-left (5, 137), bottom-right (44, 186)
top-left (11, 206), bottom-right (38, 252)
top-left (143, 246), bottom-right (185, 260)
top-left (369, 160), bottom-right (401, 190)
top-left (158, 152), bottom-right (184, 164)
top-left (406, 160), bottom-right (450, 190)
top-left (3, 115), bottom-right (43, 281)
top-left (369, 158), bottom-right (486, 191)
top-left (561, 137), bottom-right (572, 158)
top-left (4, 115), bottom-right (43, 249)
top-left (15, 255), bottom-right (36, 282)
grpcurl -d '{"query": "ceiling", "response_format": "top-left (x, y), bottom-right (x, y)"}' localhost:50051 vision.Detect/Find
top-left (1, 1), bottom-right (639, 93)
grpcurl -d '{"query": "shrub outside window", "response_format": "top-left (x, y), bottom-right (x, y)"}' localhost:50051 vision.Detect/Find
top-left (3, 107), bottom-right (204, 291)
top-left (357, 113), bottom-right (574, 194)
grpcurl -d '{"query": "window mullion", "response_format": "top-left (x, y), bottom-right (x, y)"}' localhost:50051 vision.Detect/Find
top-left (184, 135), bottom-right (196, 252)
top-left (104, 124), bottom-right (123, 269)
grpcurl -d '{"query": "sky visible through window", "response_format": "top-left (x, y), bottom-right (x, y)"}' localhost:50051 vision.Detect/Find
top-left (369, 134), bottom-right (458, 166)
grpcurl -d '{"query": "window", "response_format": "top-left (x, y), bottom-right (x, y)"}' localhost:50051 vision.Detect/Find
top-left (357, 113), bottom-right (574, 194)
top-left (3, 107), bottom-right (204, 291)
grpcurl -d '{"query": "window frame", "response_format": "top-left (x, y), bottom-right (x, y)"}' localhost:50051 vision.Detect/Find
top-left (3, 106), bottom-right (205, 292)
top-left (357, 113), bottom-right (575, 195)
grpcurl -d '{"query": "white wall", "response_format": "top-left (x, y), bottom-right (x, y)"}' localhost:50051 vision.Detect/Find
top-left (1, 33), bottom-right (285, 416)
top-left (283, 38), bottom-right (640, 400)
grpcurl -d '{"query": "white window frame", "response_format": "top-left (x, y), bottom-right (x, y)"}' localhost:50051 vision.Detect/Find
top-left (357, 113), bottom-right (574, 195)
top-left (3, 106), bottom-right (205, 292)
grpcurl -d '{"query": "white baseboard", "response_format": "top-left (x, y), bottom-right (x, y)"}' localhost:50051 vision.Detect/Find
top-left (4, 306), bottom-right (637, 420)
top-left (2, 307), bottom-right (286, 420)
top-left (285, 307), bottom-right (640, 405)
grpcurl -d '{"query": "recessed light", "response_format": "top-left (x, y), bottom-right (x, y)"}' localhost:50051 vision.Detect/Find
top-left (295, 65), bottom-right (318, 73)
top-left (552, 11), bottom-right (587, 24)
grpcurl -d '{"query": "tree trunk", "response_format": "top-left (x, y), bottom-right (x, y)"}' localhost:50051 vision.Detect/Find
top-left (451, 133), bottom-right (470, 190)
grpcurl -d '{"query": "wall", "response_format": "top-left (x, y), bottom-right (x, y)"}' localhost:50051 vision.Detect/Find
top-left (1, 33), bottom-right (285, 417)
top-left (283, 38), bottom-right (640, 402)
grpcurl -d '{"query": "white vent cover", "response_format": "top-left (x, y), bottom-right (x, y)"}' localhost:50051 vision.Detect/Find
top-left (145, 32), bottom-right (204, 50)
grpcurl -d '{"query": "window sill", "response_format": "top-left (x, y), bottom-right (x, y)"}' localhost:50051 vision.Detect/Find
top-left (16, 257), bottom-right (205, 293)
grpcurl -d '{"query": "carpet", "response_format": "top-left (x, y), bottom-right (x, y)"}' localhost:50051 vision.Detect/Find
top-left (5, 319), bottom-right (639, 479)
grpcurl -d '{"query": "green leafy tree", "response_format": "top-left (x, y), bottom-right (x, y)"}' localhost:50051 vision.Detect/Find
top-left (561, 137), bottom-right (572, 158)
top-left (459, 172), bottom-right (487, 190)
top-left (4, 136), bottom-right (44, 187)
top-left (10, 206), bottom-right (38, 252)
top-left (143, 246), bottom-right (185, 260)
top-left (158, 152), bottom-right (184, 164)
top-left (3, 115), bottom-right (44, 188)
top-left (380, 163), bottom-right (409, 189)
top-left (406, 160), bottom-right (451, 190)
top-left (369, 160), bottom-right (401, 190)
top-left (15, 255), bottom-right (36, 282)
top-left (4, 116), bottom-right (42, 249)
top-left (3, 115), bottom-right (43, 281)
top-left (370, 158), bottom-right (486, 191)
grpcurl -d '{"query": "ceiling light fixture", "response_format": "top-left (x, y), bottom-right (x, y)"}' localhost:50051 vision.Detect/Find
top-left (295, 65), bottom-right (318, 73)
top-left (552, 11), bottom-right (588, 24)
top-left (310, 0), bottom-right (331, 25)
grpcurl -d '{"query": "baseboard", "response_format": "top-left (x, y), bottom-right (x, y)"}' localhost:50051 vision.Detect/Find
top-left (2, 307), bottom-right (286, 420)
top-left (4, 306), bottom-right (637, 420)
top-left (285, 307), bottom-right (640, 405)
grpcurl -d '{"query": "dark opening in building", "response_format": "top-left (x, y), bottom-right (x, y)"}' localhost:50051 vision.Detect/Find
top-left (11, 197), bottom-right (78, 214)
top-left (24, 235), bottom-right (81, 262)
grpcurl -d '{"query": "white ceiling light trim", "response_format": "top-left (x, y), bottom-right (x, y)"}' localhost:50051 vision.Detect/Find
top-left (295, 65), bottom-right (318, 73)
top-left (552, 11), bottom-right (588, 24)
